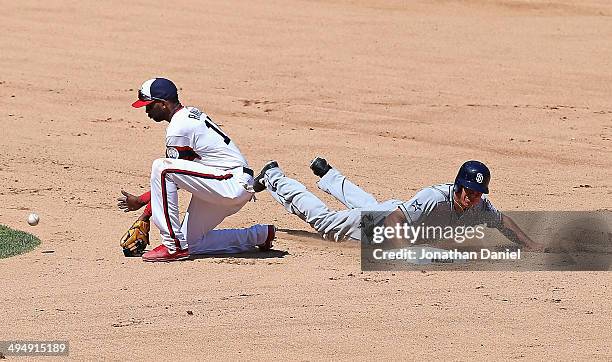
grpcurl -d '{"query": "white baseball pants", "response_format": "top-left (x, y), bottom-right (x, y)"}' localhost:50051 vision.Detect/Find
top-left (150, 158), bottom-right (269, 254)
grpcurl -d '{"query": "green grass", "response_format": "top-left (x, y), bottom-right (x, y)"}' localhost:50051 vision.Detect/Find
top-left (0, 224), bottom-right (41, 258)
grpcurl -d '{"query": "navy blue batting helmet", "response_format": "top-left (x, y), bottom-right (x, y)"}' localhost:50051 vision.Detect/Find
top-left (454, 160), bottom-right (490, 194)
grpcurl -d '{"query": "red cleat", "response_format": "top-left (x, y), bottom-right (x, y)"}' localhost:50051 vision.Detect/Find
top-left (142, 244), bottom-right (189, 262)
top-left (257, 225), bottom-right (276, 251)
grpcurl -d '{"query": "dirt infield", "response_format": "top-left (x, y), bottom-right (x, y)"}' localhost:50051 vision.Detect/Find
top-left (1, 0), bottom-right (610, 359)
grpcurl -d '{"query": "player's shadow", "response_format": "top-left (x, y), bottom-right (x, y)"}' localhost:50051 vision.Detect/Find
top-left (277, 228), bottom-right (359, 249)
top-left (188, 249), bottom-right (289, 260)
top-left (277, 228), bottom-right (322, 240)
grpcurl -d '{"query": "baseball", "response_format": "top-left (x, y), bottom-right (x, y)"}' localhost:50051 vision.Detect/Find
top-left (27, 213), bottom-right (39, 226)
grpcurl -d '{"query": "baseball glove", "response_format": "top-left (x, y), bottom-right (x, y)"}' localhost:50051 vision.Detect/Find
top-left (120, 220), bottom-right (150, 257)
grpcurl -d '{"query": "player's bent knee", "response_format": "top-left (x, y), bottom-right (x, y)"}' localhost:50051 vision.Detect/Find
top-left (151, 158), bottom-right (168, 178)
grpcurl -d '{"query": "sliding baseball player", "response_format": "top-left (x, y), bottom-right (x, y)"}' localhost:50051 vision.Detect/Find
top-left (252, 157), bottom-right (541, 250)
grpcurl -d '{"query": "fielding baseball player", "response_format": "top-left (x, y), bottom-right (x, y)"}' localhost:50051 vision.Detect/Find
top-left (252, 157), bottom-right (542, 250)
top-left (118, 77), bottom-right (275, 262)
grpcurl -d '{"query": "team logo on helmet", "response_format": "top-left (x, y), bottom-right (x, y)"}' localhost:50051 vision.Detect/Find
top-left (166, 147), bottom-right (179, 159)
top-left (476, 173), bottom-right (484, 183)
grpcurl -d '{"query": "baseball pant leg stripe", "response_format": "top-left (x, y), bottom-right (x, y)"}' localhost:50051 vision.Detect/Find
top-left (160, 168), bottom-right (233, 248)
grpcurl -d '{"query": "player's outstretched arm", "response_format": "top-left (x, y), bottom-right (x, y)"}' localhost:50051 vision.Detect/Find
top-left (499, 214), bottom-right (544, 252)
top-left (117, 190), bottom-right (148, 212)
top-left (382, 208), bottom-right (409, 249)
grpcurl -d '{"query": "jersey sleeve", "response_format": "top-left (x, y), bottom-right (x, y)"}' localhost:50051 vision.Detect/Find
top-left (165, 113), bottom-right (196, 150)
top-left (165, 128), bottom-right (201, 160)
top-left (397, 188), bottom-right (439, 226)
top-left (166, 135), bottom-right (191, 148)
top-left (480, 197), bottom-right (503, 229)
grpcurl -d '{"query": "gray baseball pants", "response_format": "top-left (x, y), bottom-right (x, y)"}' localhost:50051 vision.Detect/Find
top-left (263, 166), bottom-right (400, 241)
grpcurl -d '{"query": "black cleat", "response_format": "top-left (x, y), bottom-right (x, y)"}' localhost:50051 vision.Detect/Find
top-left (253, 161), bottom-right (279, 192)
top-left (310, 157), bottom-right (332, 178)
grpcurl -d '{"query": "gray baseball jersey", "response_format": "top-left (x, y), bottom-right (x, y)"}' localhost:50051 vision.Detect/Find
top-left (398, 184), bottom-right (503, 229)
